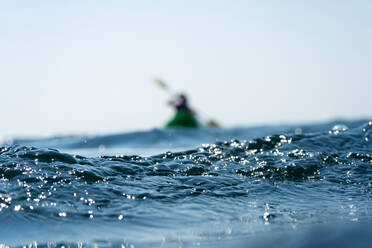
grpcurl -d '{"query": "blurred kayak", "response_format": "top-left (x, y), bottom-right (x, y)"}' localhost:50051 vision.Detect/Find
top-left (166, 109), bottom-right (199, 128)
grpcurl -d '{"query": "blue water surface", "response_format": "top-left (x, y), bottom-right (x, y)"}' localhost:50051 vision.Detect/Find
top-left (0, 119), bottom-right (371, 247)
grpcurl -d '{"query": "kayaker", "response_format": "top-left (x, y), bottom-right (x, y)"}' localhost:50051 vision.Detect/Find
top-left (166, 93), bottom-right (199, 128)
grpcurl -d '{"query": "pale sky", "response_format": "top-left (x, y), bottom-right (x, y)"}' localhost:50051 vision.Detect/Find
top-left (1, 1), bottom-right (371, 138)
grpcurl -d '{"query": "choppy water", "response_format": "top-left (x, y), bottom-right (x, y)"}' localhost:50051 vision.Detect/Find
top-left (1, 119), bottom-right (371, 247)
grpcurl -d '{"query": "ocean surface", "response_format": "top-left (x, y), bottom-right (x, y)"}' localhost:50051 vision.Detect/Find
top-left (1, 119), bottom-right (371, 247)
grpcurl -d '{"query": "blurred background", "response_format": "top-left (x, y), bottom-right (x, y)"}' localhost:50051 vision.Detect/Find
top-left (1, 0), bottom-right (371, 138)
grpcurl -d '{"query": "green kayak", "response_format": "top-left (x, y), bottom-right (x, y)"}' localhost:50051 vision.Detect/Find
top-left (166, 109), bottom-right (199, 128)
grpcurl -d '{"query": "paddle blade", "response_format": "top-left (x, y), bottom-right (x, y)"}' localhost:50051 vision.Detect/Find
top-left (154, 77), bottom-right (168, 90)
top-left (206, 119), bottom-right (221, 128)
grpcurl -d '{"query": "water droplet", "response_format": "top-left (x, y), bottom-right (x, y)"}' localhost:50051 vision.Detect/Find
top-left (330, 124), bottom-right (348, 135)
top-left (98, 144), bottom-right (106, 152)
top-left (295, 128), bottom-right (302, 135)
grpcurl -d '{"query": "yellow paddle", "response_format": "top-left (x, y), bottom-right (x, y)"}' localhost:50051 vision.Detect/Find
top-left (154, 77), bottom-right (169, 91)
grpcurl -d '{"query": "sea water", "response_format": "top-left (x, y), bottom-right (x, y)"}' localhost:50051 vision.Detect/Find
top-left (0, 119), bottom-right (371, 247)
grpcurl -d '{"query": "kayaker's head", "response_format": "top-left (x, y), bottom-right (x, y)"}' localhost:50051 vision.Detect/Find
top-left (169, 93), bottom-right (188, 110)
